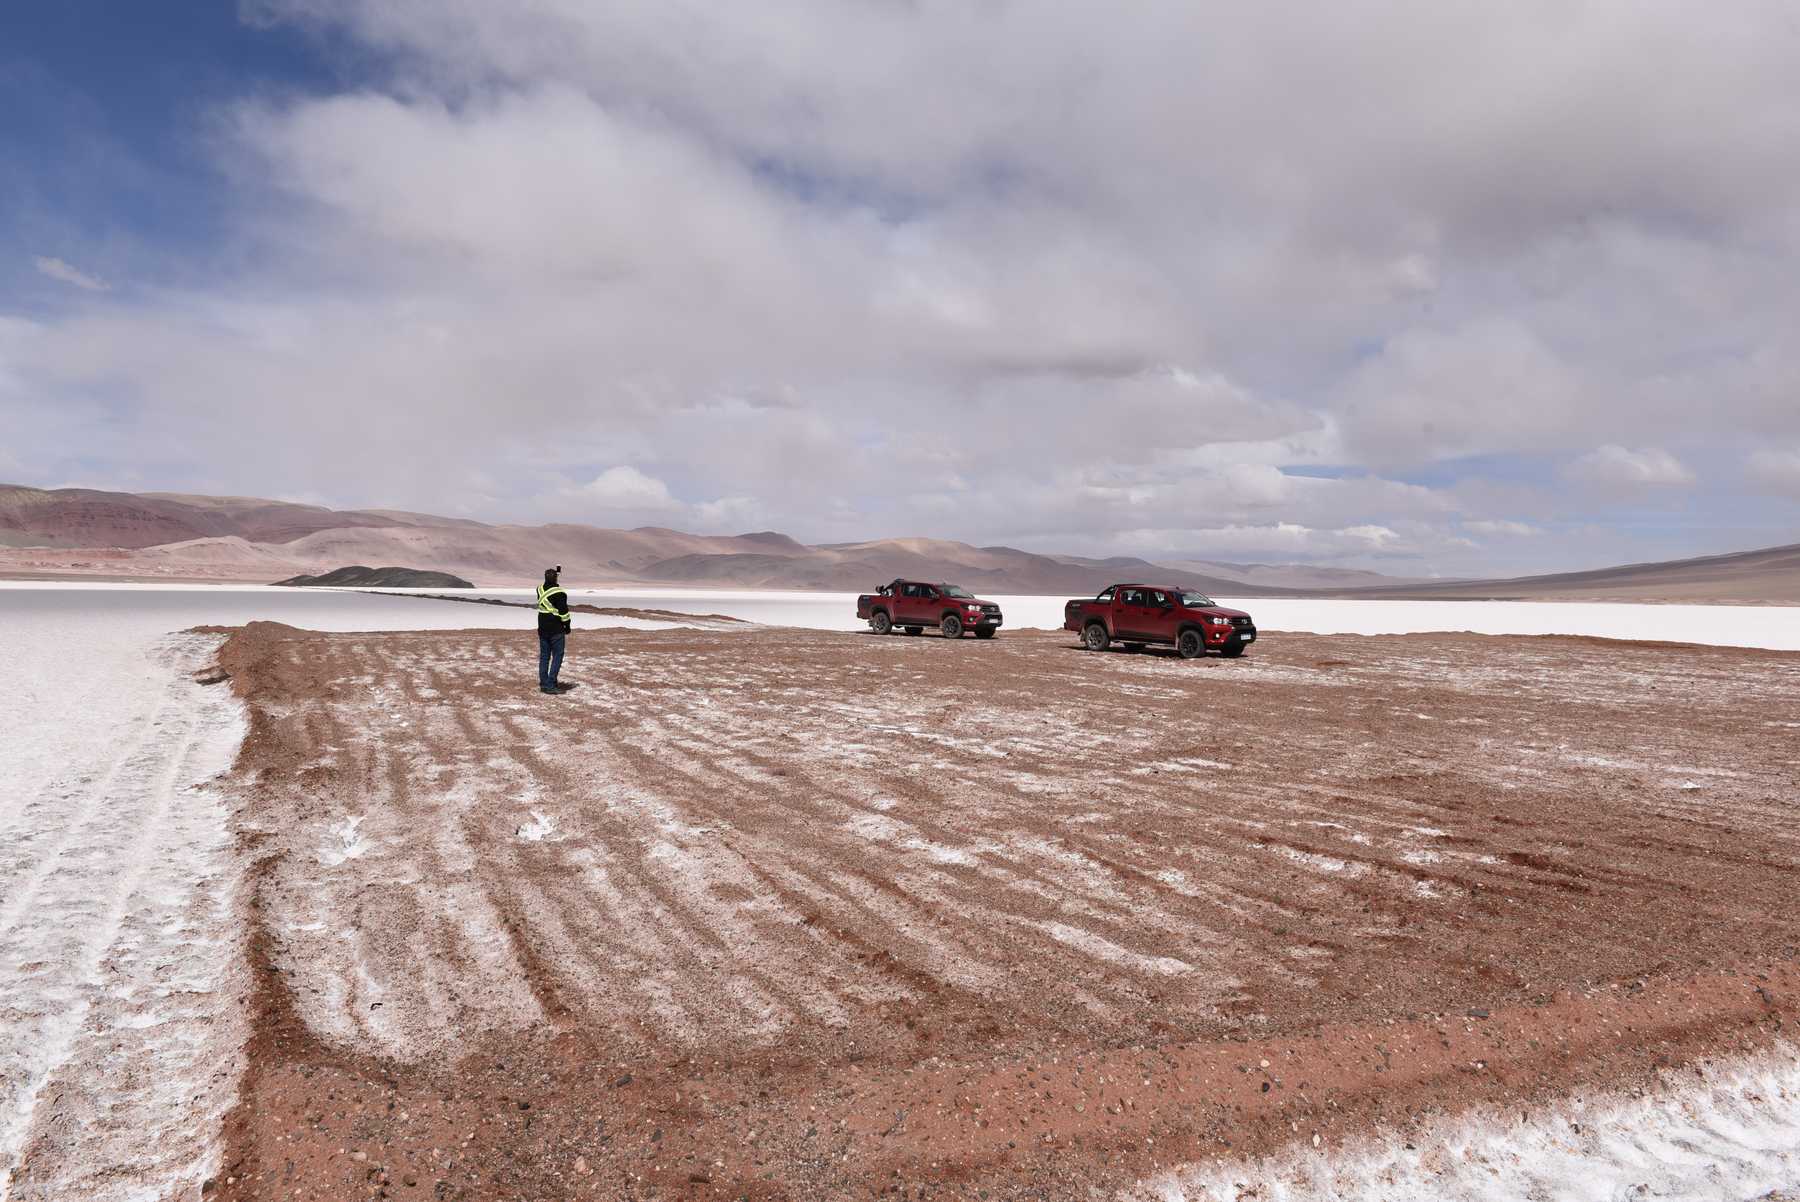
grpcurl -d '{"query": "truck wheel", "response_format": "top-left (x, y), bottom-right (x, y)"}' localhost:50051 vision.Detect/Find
top-left (871, 611), bottom-right (892, 635)
top-left (1221, 643), bottom-right (1246, 658)
top-left (1124, 642), bottom-right (1145, 654)
top-left (1177, 629), bottom-right (1205, 659)
top-left (974, 627), bottom-right (995, 640)
top-left (940, 614), bottom-right (964, 639)
top-left (1083, 622), bottom-right (1111, 652)
top-left (904, 626), bottom-right (922, 636)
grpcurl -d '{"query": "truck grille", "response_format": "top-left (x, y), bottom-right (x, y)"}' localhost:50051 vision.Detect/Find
top-left (1230, 616), bottom-right (1253, 628)
top-left (979, 605), bottom-right (1001, 617)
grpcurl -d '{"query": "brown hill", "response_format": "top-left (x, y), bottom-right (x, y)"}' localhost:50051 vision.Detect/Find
top-left (1336, 542), bottom-right (1800, 604)
top-left (1, 483), bottom-right (1795, 601)
top-left (0, 484), bottom-right (1273, 594)
top-left (0, 484), bottom-right (410, 548)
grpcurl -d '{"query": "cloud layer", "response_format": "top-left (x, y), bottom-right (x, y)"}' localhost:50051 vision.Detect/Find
top-left (5, 0), bottom-right (1800, 572)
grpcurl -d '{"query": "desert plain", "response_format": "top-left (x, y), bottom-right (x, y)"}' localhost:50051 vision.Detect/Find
top-left (3, 589), bottom-right (1800, 1200)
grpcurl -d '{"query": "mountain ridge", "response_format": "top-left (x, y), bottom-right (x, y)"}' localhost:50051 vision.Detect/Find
top-left (1, 483), bottom-right (1795, 602)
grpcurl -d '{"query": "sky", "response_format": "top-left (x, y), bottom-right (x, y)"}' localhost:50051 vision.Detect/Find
top-left (3, 1), bottom-right (1799, 576)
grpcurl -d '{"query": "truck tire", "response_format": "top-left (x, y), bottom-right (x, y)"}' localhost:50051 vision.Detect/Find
top-left (974, 627), bottom-right (995, 640)
top-left (904, 626), bottom-right (922, 636)
top-left (941, 614), bottom-right (964, 639)
top-left (1220, 642), bottom-right (1246, 658)
top-left (1083, 622), bottom-right (1111, 652)
top-left (871, 610), bottom-right (892, 635)
top-left (1177, 629), bottom-right (1205, 659)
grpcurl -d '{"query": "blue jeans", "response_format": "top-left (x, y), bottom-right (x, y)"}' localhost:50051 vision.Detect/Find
top-left (538, 630), bottom-right (566, 689)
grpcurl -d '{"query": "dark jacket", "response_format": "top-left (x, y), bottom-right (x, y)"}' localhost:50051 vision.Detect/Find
top-left (537, 582), bottom-right (571, 635)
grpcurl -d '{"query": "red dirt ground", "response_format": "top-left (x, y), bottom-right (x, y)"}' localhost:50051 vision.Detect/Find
top-left (204, 623), bottom-right (1800, 1199)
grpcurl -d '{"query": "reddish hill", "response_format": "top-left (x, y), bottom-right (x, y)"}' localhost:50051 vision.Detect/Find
top-left (2, 483), bottom-right (1795, 601)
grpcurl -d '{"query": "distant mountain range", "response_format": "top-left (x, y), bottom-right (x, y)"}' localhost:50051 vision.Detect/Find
top-left (2, 483), bottom-right (1796, 602)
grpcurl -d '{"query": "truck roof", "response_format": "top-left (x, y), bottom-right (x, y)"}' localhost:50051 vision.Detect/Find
top-left (1096, 583), bottom-right (1222, 598)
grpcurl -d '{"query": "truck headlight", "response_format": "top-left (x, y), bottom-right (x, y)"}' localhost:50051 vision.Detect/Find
top-left (1208, 616), bottom-right (1232, 626)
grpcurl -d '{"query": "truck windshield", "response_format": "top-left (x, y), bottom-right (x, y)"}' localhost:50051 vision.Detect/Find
top-left (940, 585), bottom-right (974, 599)
top-left (1179, 592), bottom-right (1215, 608)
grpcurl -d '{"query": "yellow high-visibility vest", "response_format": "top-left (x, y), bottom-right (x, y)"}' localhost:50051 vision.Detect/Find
top-left (537, 583), bottom-right (567, 615)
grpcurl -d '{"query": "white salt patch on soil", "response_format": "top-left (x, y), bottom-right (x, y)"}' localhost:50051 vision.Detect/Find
top-left (1041, 922), bottom-right (1194, 978)
top-left (317, 815), bottom-right (370, 866)
top-left (516, 811), bottom-right (561, 842)
top-left (845, 812), bottom-right (907, 842)
top-left (1258, 844), bottom-right (1365, 877)
top-left (900, 836), bottom-right (982, 866)
top-left (1138, 1046), bottom-right (1800, 1202)
top-left (1132, 757), bottom-right (1232, 775)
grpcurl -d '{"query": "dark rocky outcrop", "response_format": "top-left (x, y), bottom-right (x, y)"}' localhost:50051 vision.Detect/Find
top-left (273, 565), bottom-right (474, 588)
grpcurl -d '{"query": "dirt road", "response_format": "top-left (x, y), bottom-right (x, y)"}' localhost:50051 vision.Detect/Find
top-left (205, 622), bottom-right (1800, 1199)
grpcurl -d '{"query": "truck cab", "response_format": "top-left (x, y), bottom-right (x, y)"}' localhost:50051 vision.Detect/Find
top-left (857, 579), bottom-right (1004, 639)
top-left (1063, 584), bottom-right (1256, 658)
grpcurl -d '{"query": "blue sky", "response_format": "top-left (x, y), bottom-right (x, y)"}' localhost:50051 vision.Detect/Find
top-left (0, 3), bottom-right (336, 304)
top-left (3, 1), bottom-right (1798, 575)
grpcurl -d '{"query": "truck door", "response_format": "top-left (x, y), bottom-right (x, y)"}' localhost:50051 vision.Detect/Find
top-left (898, 582), bottom-right (929, 624)
top-left (916, 584), bottom-right (940, 623)
top-left (1116, 587), bottom-right (1152, 638)
top-left (1146, 589), bottom-right (1179, 641)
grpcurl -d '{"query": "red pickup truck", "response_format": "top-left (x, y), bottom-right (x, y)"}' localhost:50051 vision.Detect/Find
top-left (1064, 584), bottom-right (1256, 658)
top-left (858, 579), bottom-right (1004, 639)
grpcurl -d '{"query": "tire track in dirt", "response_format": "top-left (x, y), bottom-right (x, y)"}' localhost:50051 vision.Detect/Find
top-left (207, 622), bottom-right (1800, 1199)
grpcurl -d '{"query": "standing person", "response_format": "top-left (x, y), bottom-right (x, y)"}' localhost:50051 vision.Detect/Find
top-left (536, 566), bottom-right (571, 694)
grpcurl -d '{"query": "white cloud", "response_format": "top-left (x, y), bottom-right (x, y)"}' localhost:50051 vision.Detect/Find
top-left (1745, 449), bottom-right (1800, 500)
top-left (1566, 445), bottom-right (1696, 490)
top-left (1113, 521), bottom-right (1428, 560)
top-left (1465, 519), bottom-right (1542, 537)
top-left (574, 466), bottom-right (678, 512)
top-left (33, 256), bottom-right (109, 292)
top-left (7, 0), bottom-right (1800, 577)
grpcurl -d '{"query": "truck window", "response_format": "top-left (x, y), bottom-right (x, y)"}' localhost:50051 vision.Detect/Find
top-left (1121, 588), bottom-right (1145, 606)
top-left (1096, 587), bottom-right (1115, 603)
top-left (902, 583), bottom-right (922, 598)
top-left (1150, 590), bottom-right (1171, 607)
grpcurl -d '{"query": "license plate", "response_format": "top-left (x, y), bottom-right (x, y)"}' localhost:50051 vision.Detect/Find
top-left (1240, 632), bottom-right (1255, 641)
